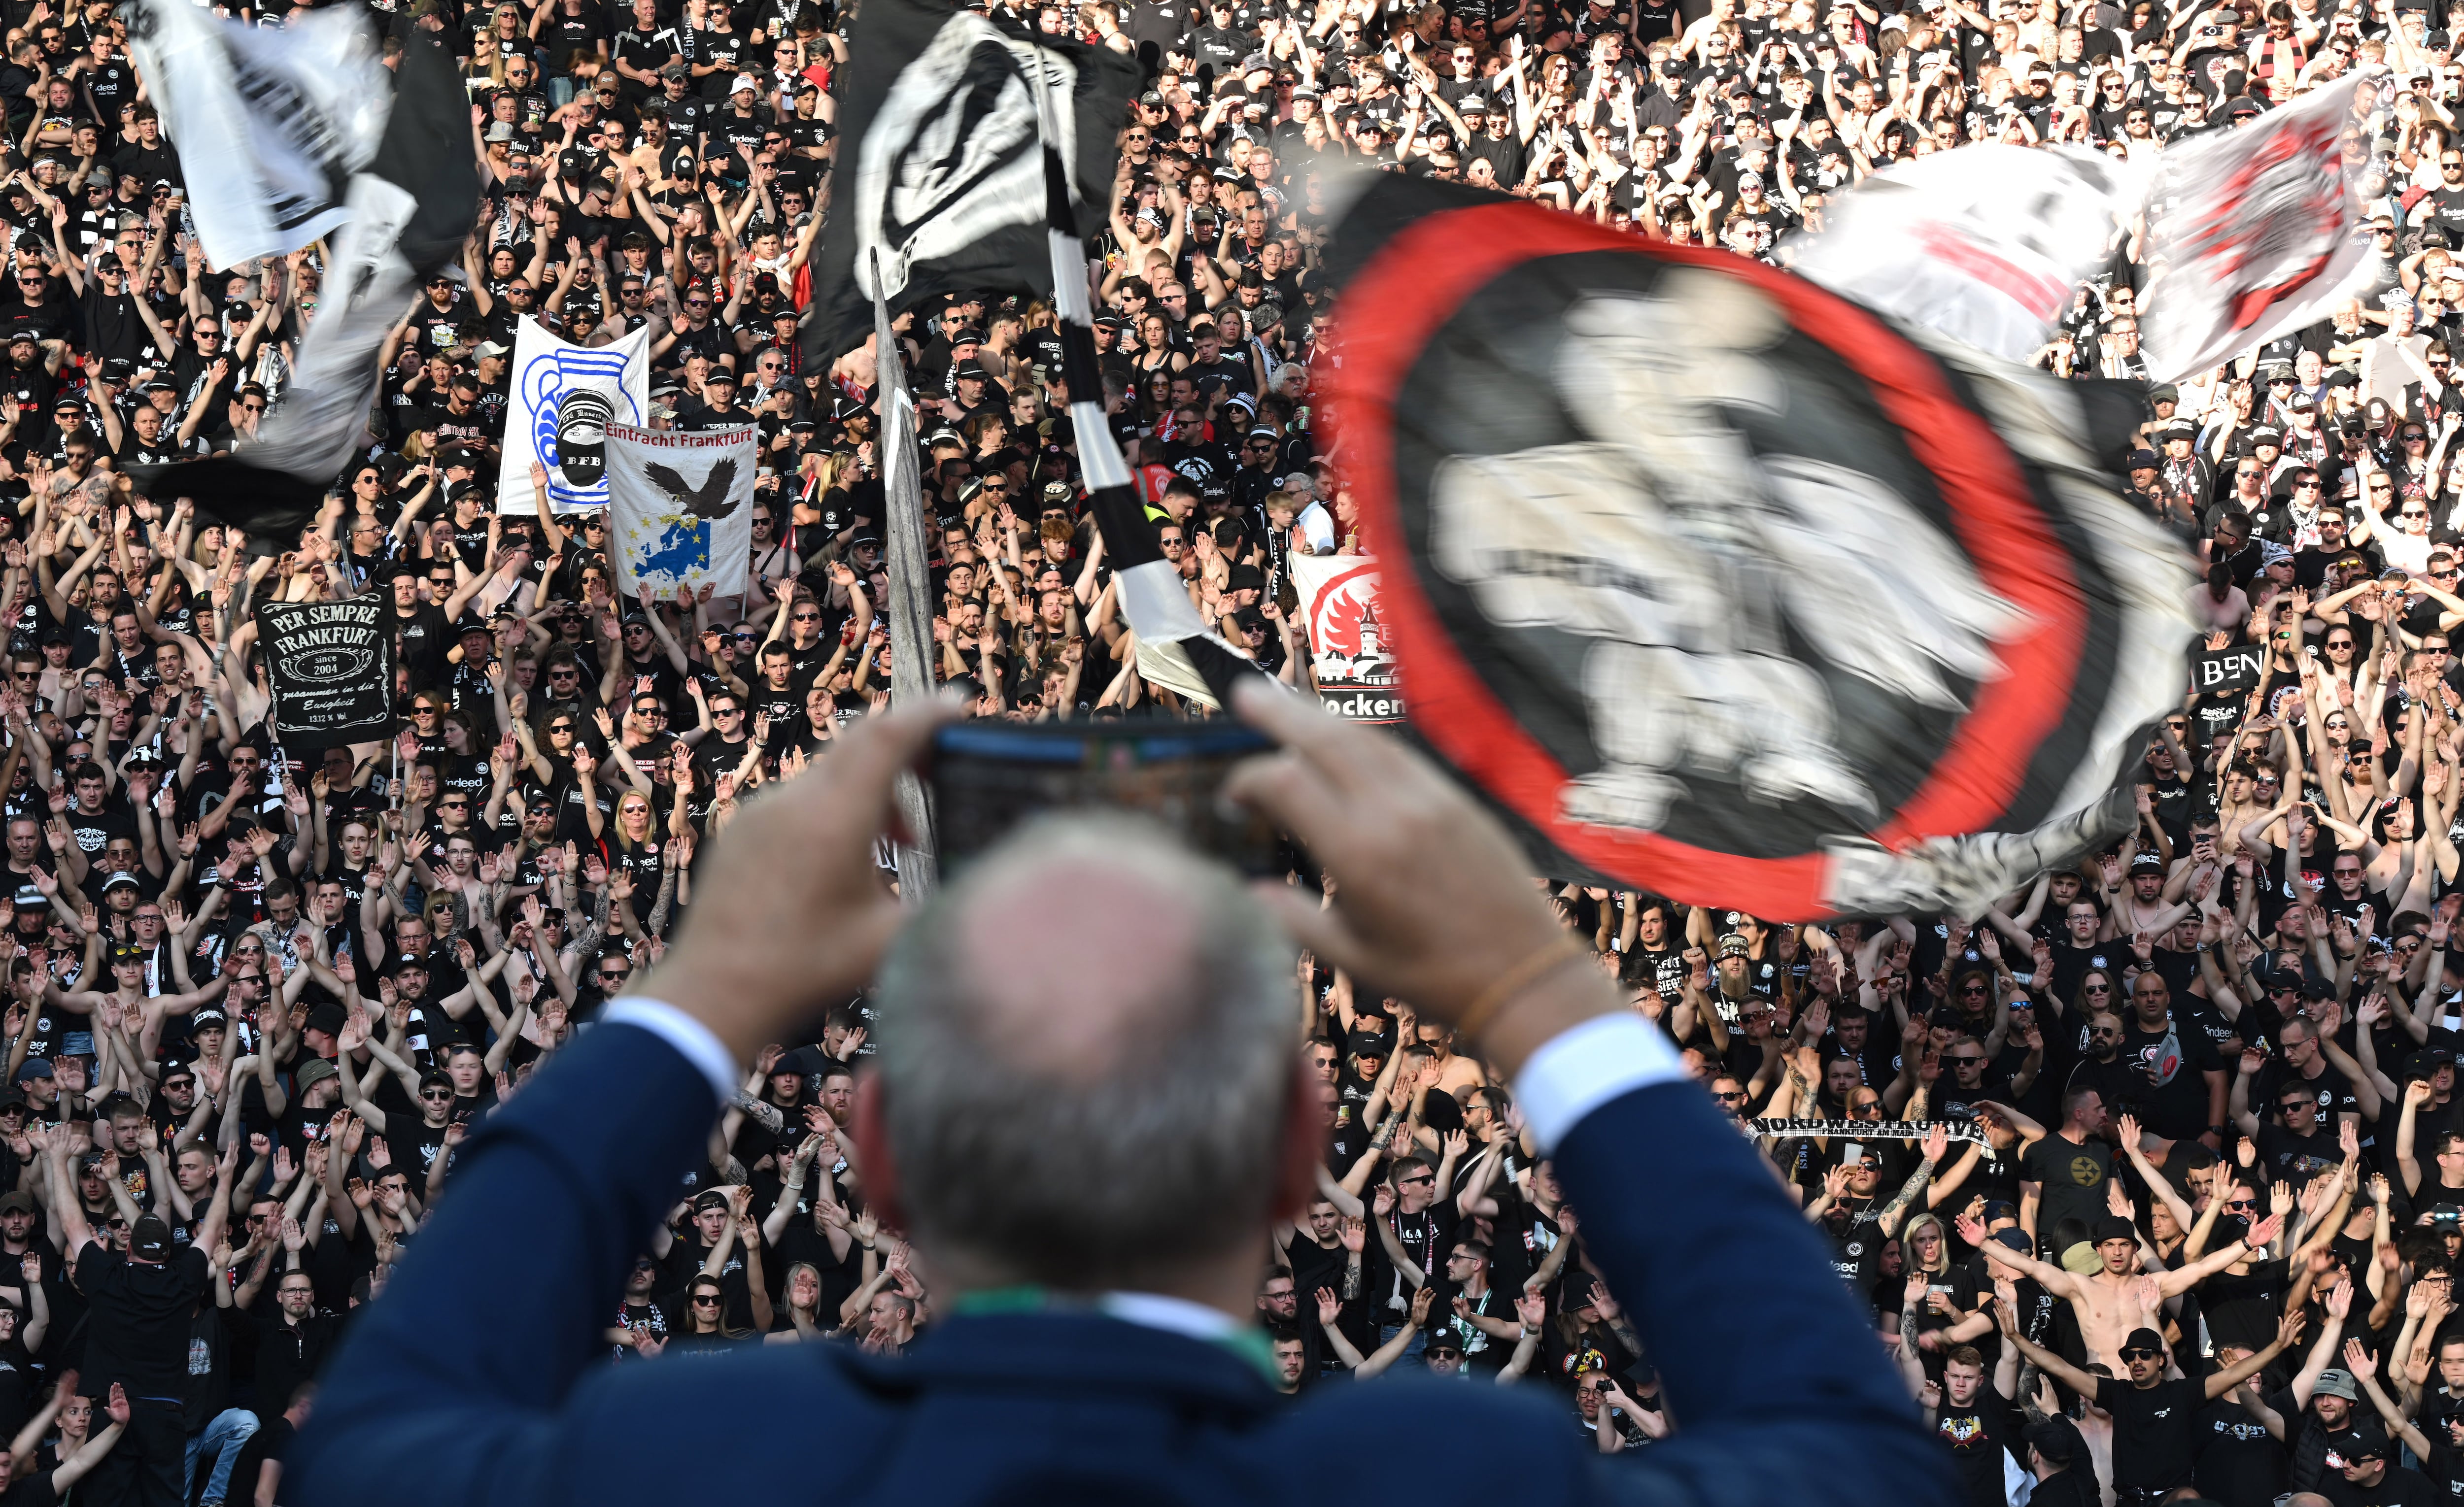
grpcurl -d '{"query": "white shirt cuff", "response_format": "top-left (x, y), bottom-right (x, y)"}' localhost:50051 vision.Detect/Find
top-left (601, 996), bottom-right (738, 1104)
top-left (1512, 1013), bottom-right (1689, 1155)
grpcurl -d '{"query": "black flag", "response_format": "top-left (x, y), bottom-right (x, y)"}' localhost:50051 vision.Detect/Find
top-left (256, 597), bottom-right (395, 747)
top-left (131, 35), bottom-right (480, 553)
top-left (798, 0), bottom-right (1136, 369)
top-left (1313, 175), bottom-right (2195, 921)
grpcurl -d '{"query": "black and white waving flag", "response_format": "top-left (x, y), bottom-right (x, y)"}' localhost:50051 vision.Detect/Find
top-left (800, 0), bottom-right (1137, 368)
top-left (1313, 174), bottom-right (2195, 922)
top-left (124, 0), bottom-right (391, 269)
top-left (129, 35), bottom-right (479, 551)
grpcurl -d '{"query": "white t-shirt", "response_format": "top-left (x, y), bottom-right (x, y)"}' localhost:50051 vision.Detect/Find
top-left (1295, 499), bottom-right (1336, 553)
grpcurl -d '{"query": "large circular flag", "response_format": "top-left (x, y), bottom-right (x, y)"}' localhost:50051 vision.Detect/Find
top-left (1315, 177), bottom-right (2194, 921)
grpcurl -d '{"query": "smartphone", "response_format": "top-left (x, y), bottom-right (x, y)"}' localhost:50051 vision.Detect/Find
top-left (925, 722), bottom-right (1279, 876)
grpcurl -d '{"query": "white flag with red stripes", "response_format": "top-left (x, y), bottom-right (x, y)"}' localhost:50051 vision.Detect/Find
top-left (2136, 73), bottom-right (2372, 382)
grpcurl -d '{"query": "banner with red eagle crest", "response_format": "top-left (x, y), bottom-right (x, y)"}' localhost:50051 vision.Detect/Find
top-left (1290, 555), bottom-right (1405, 725)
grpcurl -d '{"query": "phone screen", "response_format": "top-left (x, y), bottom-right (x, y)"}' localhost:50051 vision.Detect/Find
top-left (926, 722), bottom-right (1280, 877)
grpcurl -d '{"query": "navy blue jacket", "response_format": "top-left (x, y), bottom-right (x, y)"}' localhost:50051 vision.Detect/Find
top-left (290, 1021), bottom-right (1956, 1507)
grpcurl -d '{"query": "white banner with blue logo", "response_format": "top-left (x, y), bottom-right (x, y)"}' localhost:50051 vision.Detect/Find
top-left (606, 424), bottom-right (756, 599)
top-left (495, 318), bottom-right (651, 514)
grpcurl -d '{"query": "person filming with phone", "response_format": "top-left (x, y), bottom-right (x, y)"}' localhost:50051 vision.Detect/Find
top-left (283, 682), bottom-right (1948, 1507)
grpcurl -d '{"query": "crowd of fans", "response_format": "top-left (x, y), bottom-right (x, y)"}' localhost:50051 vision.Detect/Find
top-left (0, 0), bottom-right (2449, 1500)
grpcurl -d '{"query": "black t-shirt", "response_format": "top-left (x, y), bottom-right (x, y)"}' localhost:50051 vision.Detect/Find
top-left (2114, 1018), bottom-right (2224, 1141)
top-left (542, 12), bottom-right (606, 73)
top-left (2200, 1261), bottom-right (2290, 1354)
top-left (2026, 1469), bottom-right (2099, 1507)
top-left (2020, 1132), bottom-right (2114, 1239)
top-left (1935, 1389), bottom-right (2022, 1507)
top-left (65, 795), bottom-right (137, 864)
top-left (0, 1336), bottom-right (29, 1446)
top-left (2254, 1060), bottom-right (2362, 1127)
top-left (227, 1413), bottom-right (293, 1496)
top-left (1285, 1231), bottom-right (1347, 1311)
top-left (0, 1468), bottom-right (56, 1507)
top-left (2342, 1464), bottom-right (2443, 1507)
top-left (73, 1240), bottom-right (208, 1401)
top-left (2047, 938), bottom-right (2124, 1008)
top-left (2255, 1122), bottom-right (2341, 1188)
top-left (2418, 1436), bottom-right (2464, 1502)
top-left (1380, 1203), bottom-right (1459, 1327)
top-left (2099, 1373), bottom-right (2207, 1491)
top-left (2196, 1394), bottom-right (2289, 1507)
top-left (391, 602), bottom-right (452, 692)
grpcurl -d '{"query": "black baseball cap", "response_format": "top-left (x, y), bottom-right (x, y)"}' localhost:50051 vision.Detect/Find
top-left (130, 1213), bottom-right (171, 1261)
top-left (2024, 1417), bottom-right (2084, 1465)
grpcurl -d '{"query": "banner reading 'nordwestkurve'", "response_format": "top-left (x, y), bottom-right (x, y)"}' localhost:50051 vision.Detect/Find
top-left (258, 598), bottom-right (394, 747)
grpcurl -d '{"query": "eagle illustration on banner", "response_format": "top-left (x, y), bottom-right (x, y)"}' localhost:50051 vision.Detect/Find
top-left (606, 426), bottom-right (757, 598)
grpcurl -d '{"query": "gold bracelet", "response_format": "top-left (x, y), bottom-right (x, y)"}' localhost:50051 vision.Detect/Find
top-left (1456, 935), bottom-right (1592, 1043)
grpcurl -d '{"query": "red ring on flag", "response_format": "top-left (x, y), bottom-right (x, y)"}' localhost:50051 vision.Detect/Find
top-left (1320, 203), bottom-right (2087, 918)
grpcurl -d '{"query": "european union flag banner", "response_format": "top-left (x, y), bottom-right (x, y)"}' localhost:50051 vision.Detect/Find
top-left (496, 319), bottom-right (651, 513)
top-left (606, 424), bottom-right (756, 600)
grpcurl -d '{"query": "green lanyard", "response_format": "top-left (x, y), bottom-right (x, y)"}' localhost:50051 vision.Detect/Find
top-left (948, 1286), bottom-right (1281, 1388)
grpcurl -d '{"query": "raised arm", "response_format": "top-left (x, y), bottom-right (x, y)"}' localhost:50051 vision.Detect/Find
top-left (282, 684), bottom-right (1950, 1507)
top-left (1993, 1291), bottom-right (2102, 1400)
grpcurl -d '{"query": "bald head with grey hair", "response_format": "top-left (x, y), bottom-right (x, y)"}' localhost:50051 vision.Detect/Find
top-left (871, 813), bottom-right (1300, 1292)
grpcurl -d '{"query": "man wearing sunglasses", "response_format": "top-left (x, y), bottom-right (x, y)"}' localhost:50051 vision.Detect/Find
top-left (2247, 1075), bottom-right (2340, 1189)
top-left (1996, 1314), bottom-right (2304, 1504)
top-left (336, 1067), bottom-right (462, 1186)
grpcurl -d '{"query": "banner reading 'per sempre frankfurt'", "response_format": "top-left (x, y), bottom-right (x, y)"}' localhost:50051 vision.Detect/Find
top-left (258, 598), bottom-right (394, 748)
